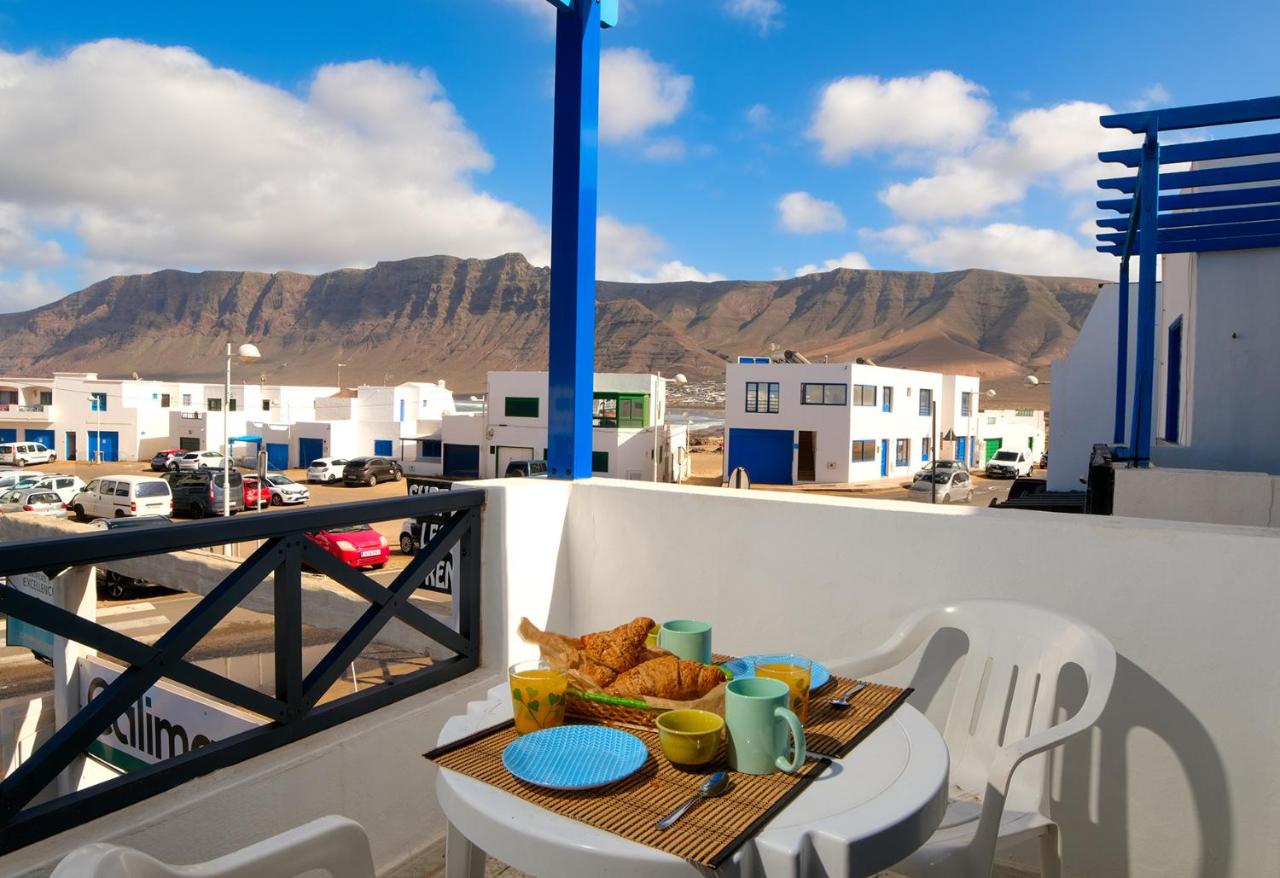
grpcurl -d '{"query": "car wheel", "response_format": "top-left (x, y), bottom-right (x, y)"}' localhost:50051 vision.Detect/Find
top-left (328, 474), bottom-right (338, 482)
top-left (941, 494), bottom-right (951, 504)
top-left (104, 573), bottom-right (129, 601)
top-left (72, 504), bottom-right (86, 522)
top-left (392, 468), bottom-right (402, 482)
top-left (270, 494), bottom-right (283, 506)
top-left (399, 534), bottom-right (414, 555)
top-left (114, 509), bottom-right (126, 518)
top-left (372, 563), bottom-right (386, 570)
top-left (367, 475), bottom-right (377, 488)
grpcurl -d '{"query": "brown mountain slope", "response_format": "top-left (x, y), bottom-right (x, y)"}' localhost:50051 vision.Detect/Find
top-left (0, 254), bottom-right (1100, 392)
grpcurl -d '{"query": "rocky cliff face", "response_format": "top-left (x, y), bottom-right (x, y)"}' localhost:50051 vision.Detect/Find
top-left (0, 254), bottom-right (1100, 392)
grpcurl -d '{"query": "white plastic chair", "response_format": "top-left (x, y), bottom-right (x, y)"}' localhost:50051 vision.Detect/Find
top-left (50, 814), bottom-right (375, 878)
top-left (833, 600), bottom-right (1115, 878)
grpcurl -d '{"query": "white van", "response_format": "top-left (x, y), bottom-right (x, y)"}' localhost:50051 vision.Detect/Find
top-left (70, 475), bottom-right (173, 521)
top-left (22, 473), bottom-right (86, 504)
top-left (0, 442), bottom-right (56, 466)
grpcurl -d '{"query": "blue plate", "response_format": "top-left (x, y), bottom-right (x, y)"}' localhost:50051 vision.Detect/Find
top-left (502, 725), bottom-right (648, 790)
top-left (719, 656), bottom-right (831, 691)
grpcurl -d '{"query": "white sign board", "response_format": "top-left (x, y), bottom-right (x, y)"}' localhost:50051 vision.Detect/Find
top-left (5, 572), bottom-right (56, 656)
top-left (77, 655), bottom-right (262, 771)
top-left (407, 479), bottom-right (461, 594)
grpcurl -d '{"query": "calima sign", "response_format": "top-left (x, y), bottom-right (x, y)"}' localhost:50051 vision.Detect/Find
top-left (78, 655), bottom-right (262, 771)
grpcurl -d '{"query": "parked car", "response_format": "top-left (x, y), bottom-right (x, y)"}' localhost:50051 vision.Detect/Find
top-left (986, 449), bottom-right (1035, 479)
top-left (163, 470), bottom-right (244, 518)
top-left (0, 442), bottom-right (56, 466)
top-left (304, 524), bottom-right (389, 569)
top-left (92, 516), bottom-right (174, 599)
top-left (342, 457), bottom-right (402, 487)
top-left (70, 475), bottom-right (173, 521)
top-left (22, 473), bottom-right (86, 504)
top-left (306, 457), bottom-right (349, 483)
top-left (504, 459), bottom-right (548, 478)
top-left (1039, 452), bottom-right (1048, 469)
top-left (907, 469), bottom-right (974, 504)
top-left (175, 450), bottom-right (225, 472)
top-left (0, 487), bottom-right (67, 517)
top-left (911, 459), bottom-right (968, 482)
top-left (150, 448), bottom-right (188, 472)
top-left (0, 470), bottom-right (43, 493)
top-left (262, 472), bottom-right (310, 506)
top-left (241, 475), bottom-right (266, 509)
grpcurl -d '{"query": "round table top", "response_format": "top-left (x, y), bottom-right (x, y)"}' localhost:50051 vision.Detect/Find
top-left (434, 684), bottom-right (949, 878)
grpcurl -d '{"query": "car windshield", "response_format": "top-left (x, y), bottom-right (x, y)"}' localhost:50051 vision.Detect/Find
top-left (327, 525), bottom-right (373, 534)
top-left (993, 451), bottom-right (1019, 461)
top-left (268, 475), bottom-right (293, 485)
top-left (135, 482), bottom-right (170, 497)
top-left (346, 458), bottom-right (370, 466)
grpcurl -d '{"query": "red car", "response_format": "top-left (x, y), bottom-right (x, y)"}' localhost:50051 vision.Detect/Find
top-left (304, 525), bottom-right (389, 569)
top-left (242, 476), bottom-right (265, 509)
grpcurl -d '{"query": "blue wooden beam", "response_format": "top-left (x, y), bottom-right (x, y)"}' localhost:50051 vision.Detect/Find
top-left (1096, 204), bottom-right (1280, 231)
top-left (1099, 131), bottom-right (1280, 168)
top-left (1098, 232), bottom-right (1280, 255)
top-left (546, 0), bottom-right (604, 480)
top-left (1102, 95), bottom-right (1280, 133)
top-left (1130, 131), bottom-right (1160, 466)
top-left (1098, 218), bottom-right (1280, 245)
top-left (1099, 160), bottom-right (1280, 195)
top-left (1098, 183), bottom-right (1280, 214)
top-left (1114, 257), bottom-right (1130, 445)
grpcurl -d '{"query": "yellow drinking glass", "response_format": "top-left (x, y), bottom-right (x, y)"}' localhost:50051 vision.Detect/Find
top-left (508, 659), bottom-right (569, 735)
top-left (755, 654), bottom-right (812, 723)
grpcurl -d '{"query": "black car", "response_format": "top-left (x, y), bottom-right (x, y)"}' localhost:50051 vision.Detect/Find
top-left (163, 470), bottom-right (245, 517)
top-left (504, 459), bottom-right (548, 478)
top-left (93, 516), bottom-right (175, 599)
top-left (342, 456), bottom-right (402, 487)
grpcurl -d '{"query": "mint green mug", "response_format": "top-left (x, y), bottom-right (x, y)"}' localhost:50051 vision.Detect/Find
top-left (659, 619), bottom-right (712, 664)
top-left (725, 677), bottom-right (806, 775)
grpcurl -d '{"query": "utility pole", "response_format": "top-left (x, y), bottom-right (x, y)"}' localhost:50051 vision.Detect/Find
top-left (931, 400), bottom-right (938, 505)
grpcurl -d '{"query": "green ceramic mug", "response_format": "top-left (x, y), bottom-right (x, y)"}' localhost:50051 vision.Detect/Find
top-left (725, 677), bottom-right (806, 775)
top-left (658, 619), bottom-right (712, 664)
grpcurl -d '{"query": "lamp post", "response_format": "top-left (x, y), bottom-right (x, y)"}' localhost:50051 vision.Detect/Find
top-left (336, 362), bottom-right (347, 389)
top-left (87, 392), bottom-right (102, 464)
top-left (224, 343), bottom-right (261, 520)
top-left (652, 372), bottom-right (687, 482)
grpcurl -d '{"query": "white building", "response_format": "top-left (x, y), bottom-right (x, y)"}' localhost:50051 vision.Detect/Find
top-left (976, 409), bottom-right (1046, 468)
top-left (722, 359), bottom-right (980, 485)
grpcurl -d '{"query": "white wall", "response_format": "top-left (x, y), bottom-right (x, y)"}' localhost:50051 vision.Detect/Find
top-left (977, 409), bottom-right (1046, 464)
top-left (1113, 466), bottom-right (1280, 528)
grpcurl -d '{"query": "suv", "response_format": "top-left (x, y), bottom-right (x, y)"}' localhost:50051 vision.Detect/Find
top-left (504, 460), bottom-right (548, 478)
top-left (342, 457), bottom-right (402, 487)
top-left (175, 450), bottom-right (225, 472)
top-left (985, 449), bottom-right (1034, 479)
top-left (306, 457), bottom-right (349, 483)
top-left (164, 470), bottom-right (245, 517)
top-left (22, 473), bottom-right (85, 504)
top-left (0, 442), bottom-right (56, 466)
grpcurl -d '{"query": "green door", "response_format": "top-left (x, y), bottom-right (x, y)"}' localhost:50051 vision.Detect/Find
top-left (984, 438), bottom-right (1002, 463)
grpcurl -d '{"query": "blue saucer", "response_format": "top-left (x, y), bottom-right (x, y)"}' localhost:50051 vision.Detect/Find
top-left (719, 656), bottom-right (831, 691)
top-left (502, 725), bottom-right (648, 790)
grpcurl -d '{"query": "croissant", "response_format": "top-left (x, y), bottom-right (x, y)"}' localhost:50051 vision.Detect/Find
top-left (581, 616), bottom-right (655, 674)
top-left (606, 655), bottom-right (725, 701)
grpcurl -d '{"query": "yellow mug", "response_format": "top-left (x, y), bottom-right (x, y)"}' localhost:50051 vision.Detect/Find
top-left (656, 709), bottom-right (725, 767)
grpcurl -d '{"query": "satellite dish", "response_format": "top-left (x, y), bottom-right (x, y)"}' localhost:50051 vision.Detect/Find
top-left (1024, 375), bottom-right (1040, 386)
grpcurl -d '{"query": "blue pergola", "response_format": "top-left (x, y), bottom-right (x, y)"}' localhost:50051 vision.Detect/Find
top-left (1095, 95), bottom-right (1280, 466)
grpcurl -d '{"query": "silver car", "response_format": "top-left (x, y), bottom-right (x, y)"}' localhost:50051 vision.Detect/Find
top-left (0, 487), bottom-right (67, 517)
top-left (907, 469), bottom-right (974, 504)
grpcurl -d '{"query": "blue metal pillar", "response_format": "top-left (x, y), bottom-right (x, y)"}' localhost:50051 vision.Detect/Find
top-left (1113, 256), bottom-right (1129, 445)
top-left (546, 0), bottom-right (603, 480)
top-left (1129, 127), bottom-right (1161, 465)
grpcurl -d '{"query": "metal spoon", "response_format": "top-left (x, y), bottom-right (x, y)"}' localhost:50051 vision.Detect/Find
top-left (655, 771), bottom-right (729, 830)
top-left (829, 682), bottom-right (867, 709)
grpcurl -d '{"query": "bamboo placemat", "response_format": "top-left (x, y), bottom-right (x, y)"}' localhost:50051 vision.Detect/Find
top-left (425, 675), bottom-right (910, 868)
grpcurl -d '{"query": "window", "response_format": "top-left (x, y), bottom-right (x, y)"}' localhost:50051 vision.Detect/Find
top-left (851, 439), bottom-right (876, 462)
top-left (160, 393), bottom-right (171, 408)
top-left (1016, 409), bottom-right (1034, 417)
top-left (960, 393), bottom-right (971, 417)
top-left (594, 393), bottom-right (646, 427)
top-left (505, 396), bottom-right (539, 418)
top-left (745, 382), bottom-right (779, 413)
top-left (182, 393), bottom-right (192, 406)
top-left (262, 400), bottom-right (271, 412)
top-left (207, 398), bottom-right (222, 412)
top-left (922, 437), bottom-right (931, 461)
top-left (39, 391), bottom-right (52, 405)
top-left (851, 384), bottom-right (877, 407)
top-left (89, 392), bottom-right (107, 412)
top-left (801, 383), bottom-right (848, 406)
top-left (918, 388), bottom-right (933, 416)
top-left (895, 439), bottom-right (910, 467)
top-left (882, 386), bottom-right (893, 413)
top-left (420, 439), bottom-right (442, 460)
top-left (591, 451), bottom-right (609, 473)
top-left (228, 398), bottom-right (237, 412)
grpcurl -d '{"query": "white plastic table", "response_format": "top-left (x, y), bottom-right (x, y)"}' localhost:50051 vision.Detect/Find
top-left (434, 684), bottom-right (949, 878)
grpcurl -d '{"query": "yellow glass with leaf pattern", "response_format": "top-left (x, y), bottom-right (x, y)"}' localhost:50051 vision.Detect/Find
top-left (508, 659), bottom-right (569, 735)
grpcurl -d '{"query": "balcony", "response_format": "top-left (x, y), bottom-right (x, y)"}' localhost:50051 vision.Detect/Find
top-left (0, 479), bottom-right (1275, 876)
top-left (0, 404), bottom-right (54, 421)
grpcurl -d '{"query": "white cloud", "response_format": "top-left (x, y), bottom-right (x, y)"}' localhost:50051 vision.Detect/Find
top-left (793, 251), bottom-right (871, 277)
top-left (899, 223), bottom-right (1117, 279)
top-left (596, 215), bottom-right (724, 284)
top-left (879, 156), bottom-right (1024, 221)
top-left (0, 40), bottom-right (549, 281)
top-left (745, 103), bottom-right (771, 130)
top-left (723, 0), bottom-right (783, 33)
top-left (808, 71), bottom-right (992, 164)
top-left (600, 48), bottom-right (692, 142)
top-left (0, 271), bottom-right (65, 313)
top-left (0, 204), bottom-right (65, 270)
top-left (1129, 84), bottom-right (1171, 110)
top-left (777, 191), bottom-right (846, 234)
top-left (642, 137), bottom-right (687, 161)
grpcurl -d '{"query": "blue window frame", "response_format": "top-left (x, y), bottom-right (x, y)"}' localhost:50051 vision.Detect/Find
top-left (918, 388), bottom-right (933, 416)
top-left (800, 383), bottom-right (847, 406)
top-left (960, 392), bottom-right (971, 417)
top-left (420, 439), bottom-right (442, 460)
top-left (882, 386), bottom-right (893, 413)
top-left (89, 392), bottom-right (107, 412)
top-left (745, 382), bottom-right (779, 413)
top-left (852, 384), bottom-right (877, 406)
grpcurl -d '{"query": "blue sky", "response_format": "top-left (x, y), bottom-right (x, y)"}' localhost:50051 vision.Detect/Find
top-left (1, 0), bottom-right (1279, 311)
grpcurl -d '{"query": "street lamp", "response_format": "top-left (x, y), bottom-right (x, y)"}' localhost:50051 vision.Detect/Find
top-left (87, 392), bottom-right (102, 464)
top-left (224, 343), bottom-right (261, 520)
top-left (336, 362), bottom-right (347, 389)
top-left (652, 372), bottom-right (687, 482)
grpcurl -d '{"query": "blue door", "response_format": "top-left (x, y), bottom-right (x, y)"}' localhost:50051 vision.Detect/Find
top-left (443, 443), bottom-right (480, 478)
top-left (89, 431), bottom-right (119, 462)
top-left (880, 439), bottom-right (889, 477)
top-left (0, 429), bottom-right (16, 443)
top-left (298, 437), bottom-right (324, 469)
top-left (956, 436), bottom-right (967, 465)
top-left (726, 428), bottom-right (793, 485)
top-left (266, 443), bottom-right (289, 470)
top-left (24, 429), bottom-right (55, 448)
top-left (374, 439), bottom-right (393, 456)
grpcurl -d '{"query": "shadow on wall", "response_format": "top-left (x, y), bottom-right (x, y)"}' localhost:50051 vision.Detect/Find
top-left (905, 639), bottom-right (1231, 876)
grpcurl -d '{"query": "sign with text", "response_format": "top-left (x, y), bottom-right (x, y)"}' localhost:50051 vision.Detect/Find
top-left (406, 478), bottom-right (460, 594)
top-left (5, 572), bottom-right (56, 656)
top-left (77, 655), bottom-right (263, 772)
